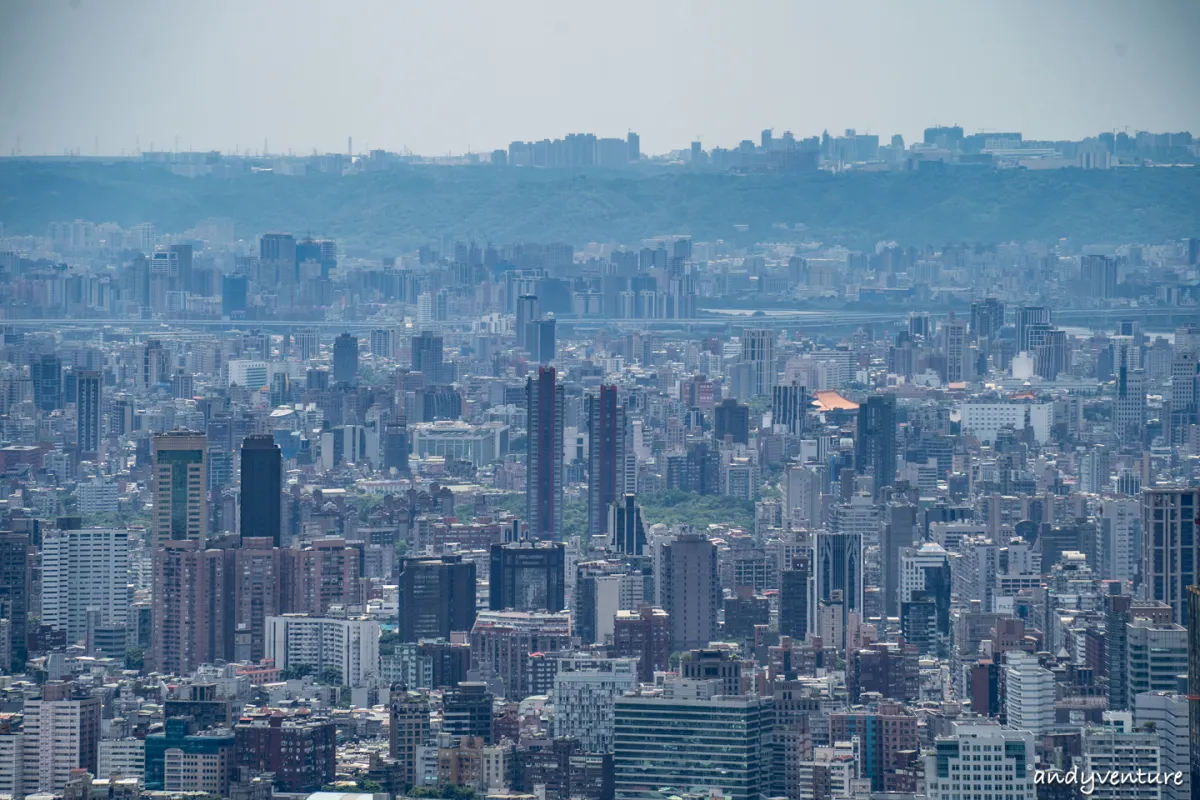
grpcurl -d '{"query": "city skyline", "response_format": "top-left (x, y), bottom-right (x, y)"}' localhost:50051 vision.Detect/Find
top-left (2, 0), bottom-right (1200, 157)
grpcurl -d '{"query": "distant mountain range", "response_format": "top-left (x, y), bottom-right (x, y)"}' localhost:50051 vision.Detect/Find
top-left (2, 161), bottom-right (1198, 255)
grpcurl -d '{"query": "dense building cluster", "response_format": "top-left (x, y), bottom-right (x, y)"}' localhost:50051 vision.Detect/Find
top-left (0, 204), bottom-right (1197, 800)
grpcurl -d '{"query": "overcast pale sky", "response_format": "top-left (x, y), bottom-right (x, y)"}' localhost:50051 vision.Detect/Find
top-left (1, 0), bottom-right (1198, 157)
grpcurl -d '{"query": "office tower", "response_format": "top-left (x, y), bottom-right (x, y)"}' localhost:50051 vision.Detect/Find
top-left (1114, 365), bottom-right (1146, 443)
top-left (265, 615), bottom-right (381, 688)
top-left (881, 502), bottom-right (917, 618)
top-left (1016, 305), bottom-right (1052, 352)
top-left (383, 422), bottom-right (410, 474)
top-left (1081, 254), bottom-right (1118, 298)
top-left (1133, 692), bottom-right (1190, 800)
top-left (575, 560), bottom-right (627, 646)
top-left (939, 316), bottom-right (969, 383)
top-left (534, 317), bottom-right (557, 363)
top-left (587, 385), bottom-right (626, 538)
top-left (855, 394), bottom-right (896, 493)
top-left (239, 434), bottom-right (281, 545)
top-left (40, 528), bottom-right (129, 645)
top-left (614, 606), bottom-right (670, 682)
top-left (1169, 348), bottom-right (1199, 445)
top-left (814, 531), bottom-right (863, 642)
top-left (516, 294), bottom-right (540, 350)
top-left (20, 682), bottom-right (102, 795)
top-left (259, 232), bottom-right (297, 285)
top-left (1082, 726), bottom-right (1162, 798)
top-left (627, 131), bottom-right (640, 161)
top-left (899, 542), bottom-right (952, 657)
top-left (0, 534), bottom-right (29, 670)
top-left (144, 717), bottom-right (235, 792)
top-left (660, 534), bottom-right (719, 651)
top-left (714, 398), bottom-right (750, 444)
top-left (469, 610), bottom-right (571, 700)
top-left (1003, 651), bottom-right (1055, 735)
top-left (828, 705), bottom-right (918, 792)
top-left (783, 462), bottom-right (824, 527)
top-left (554, 657), bottom-right (639, 754)
top-left (369, 328), bottom-right (393, 358)
top-left (780, 549), bottom-right (811, 641)
top-left (230, 537), bottom-right (281, 663)
top-left (397, 555), bottom-right (477, 642)
top-left (1105, 593), bottom-right (1136, 710)
top-left (771, 381), bottom-right (807, 436)
top-left (389, 689), bottom-right (429, 792)
top-left (612, 694), bottom-right (774, 800)
top-left (412, 330), bottom-right (447, 383)
top-left (1034, 328), bottom-right (1068, 380)
top-left (1141, 488), bottom-right (1200, 624)
top-left (924, 723), bottom-right (1035, 800)
top-left (31, 353), bottom-right (62, 411)
top-left (221, 273), bottom-right (248, 317)
top-left (526, 366), bottom-right (565, 540)
top-left (442, 682), bottom-right (495, 744)
top-left (1126, 618), bottom-right (1188, 695)
top-left (1188, 587), bottom-right (1200, 797)
top-left (150, 541), bottom-right (231, 675)
top-left (489, 541), bottom-right (566, 612)
top-left (280, 538), bottom-right (364, 615)
top-left (608, 494), bottom-right (646, 555)
top-left (741, 328), bottom-right (776, 396)
top-left (151, 431), bottom-right (208, 548)
top-left (969, 297), bottom-right (1005, 342)
top-left (332, 333), bottom-right (358, 384)
top-left (75, 370), bottom-right (101, 456)
top-left (233, 713), bottom-right (336, 793)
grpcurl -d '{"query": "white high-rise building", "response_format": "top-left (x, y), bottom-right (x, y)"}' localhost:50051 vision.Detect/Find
top-left (41, 528), bottom-right (130, 644)
top-left (924, 722), bottom-right (1036, 800)
top-left (1003, 652), bottom-right (1055, 736)
top-left (1133, 692), bottom-right (1189, 800)
top-left (0, 729), bottom-right (21, 796)
top-left (741, 328), bottom-right (776, 397)
top-left (417, 292), bottom-right (434, 325)
top-left (21, 688), bottom-right (101, 795)
top-left (783, 463), bottom-right (824, 527)
top-left (265, 615), bottom-right (381, 688)
top-left (552, 657), bottom-right (638, 754)
top-left (1081, 724), bottom-right (1161, 800)
top-left (1098, 497), bottom-right (1139, 584)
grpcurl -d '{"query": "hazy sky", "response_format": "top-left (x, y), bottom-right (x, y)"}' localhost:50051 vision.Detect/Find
top-left (2, 0), bottom-right (1199, 157)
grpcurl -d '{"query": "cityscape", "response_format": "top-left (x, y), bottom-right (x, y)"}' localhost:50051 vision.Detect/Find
top-left (1, 4), bottom-right (1200, 800)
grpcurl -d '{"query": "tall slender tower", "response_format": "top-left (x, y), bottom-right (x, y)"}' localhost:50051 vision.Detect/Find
top-left (152, 431), bottom-right (208, 548)
top-left (587, 385), bottom-right (625, 538)
top-left (75, 370), bottom-right (102, 456)
top-left (240, 434), bottom-right (282, 545)
top-left (526, 366), bottom-right (564, 540)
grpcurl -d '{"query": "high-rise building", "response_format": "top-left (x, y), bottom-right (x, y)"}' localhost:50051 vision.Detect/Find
top-left (1081, 254), bottom-right (1119, 298)
top-left (31, 353), bottom-right (63, 411)
top-left (412, 331), bottom-right (448, 383)
top-left (0, 534), bottom-right (29, 670)
top-left (332, 333), bottom-right (358, 384)
top-left (1114, 365), bottom-right (1146, 443)
top-left (230, 537), bottom-right (281, 663)
top-left (780, 548), bottom-right (811, 642)
top-left (1126, 618), bottom-right (1188, 695)
top-left (516, 294), bottom-right (541, 351)
top-left (469, 611), bottom-right (571, 700)
top-left (1133, 691), bottom-right (1190, 800)
top-left (741, 328), bottom-right (776, 397)
top-left (899, 542), bottom-right (951, 657)
top-left (608, 494), bottom-right (646, 556)
top-left (239, 434), bottom-right (281, 545)
top-left (939, 316), bottom-right (969, 383)
top-left (150, 540), bottom-right (230, 675)
top-left (1142, 488), bottom-right (1200, 624)
top-left (1016, 306), bottom-right (1052, 352)
top-left (612, 693), bottom-right (774, 800)
top-left (526, 366), bottom-right (565, 540)
top-left (613, 607), bottom-right (670, 683)
top-left (20, 682), bottom-right (102, 795)
top-left (389, 689), bottom-right (430, 792)
top-left (814, 531), bottom-right (863, 644)
top-left (442, 682), bottom-right (494, 744)
top-left (1187, 586), bottom-right (1200, 796)
top-left (259, 233), bottom-right (297, 285)
top-left (265, 614), bottom-right (381, 688)
top-left (660, 534), bottom-right (719, 652)
top-left (714, 398), bottom-right (750, 445)
top-left (40, 528), bottom-right (129, 646)
top-left (1081, 726), bottom-right (1161, 797)
top-left (771, 381), bottom-right (807, 436)
top-left (397, 555), bottom-right (477, 642)
top-left (489, 541), bottom-right (565, 612)
top-left (855, 394), bottom-right (896, 493)
top-left (553, 657), bottom-right (638, 754)
top-left (1003, 651), bottom-right (1055, 735)
top-left (924, 722), bottom-right (1035, 800)
top-left (969, 297), bottom-right (1005, 342)
top-left (152, 431), bottom-right (208, 548)
top-left (233, 712), bottom-right (337, 793)
top-left (587, 385), bottom-right (626, 538)
top-left (75, 370), bottom-right (101, 456)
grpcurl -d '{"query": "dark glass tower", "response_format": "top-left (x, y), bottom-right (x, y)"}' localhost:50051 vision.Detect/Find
top-left (587, 385), bottom-right (625, 538)
top-left (526, 366), bottom-right (564, 540)
top-left (856, 394), bottom-right (896, 493)
top-left (332, 332), bottom-right (358, 385)
top-left (240, 434), bottom-right (282, 545)
top-left (76, 370), bottom-right (102, 456)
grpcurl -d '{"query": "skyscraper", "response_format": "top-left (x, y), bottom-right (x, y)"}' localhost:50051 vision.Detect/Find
top-left (397, 555), bottom-right (477, 641)
top-left (389, 689), bottom-right (430, 792)
top-left (1081, 254), bottom-right (1118, 298)
top-left (1141, 488), bottom-right (1199, 624)
top-left (924, 723), bottom-right (1035, 800)
top-left (516, 294), bottom-right (540, 350)
top-left (150, 540), bottom-right (230, 675)
top-left (714, 398), bottom-right (750, 445)
top-left (489, 541), bottom-right (566, 612)
top-left (1187, 586), bottom-right (1200, 795)
top-left (660, 534), bottom-right (720, 651)
top-left (969, 297), bottom-right (1005, 342)
top-left (526, 366), bottom-right (564, 540)
top-left (741, 328), bottom-right (776, 397)
top-left (587, 385), bottom-right (625, 538)
top-left (939, 316), bottom-right (969, 383)
top-left (31, 353), bottom-right (63, 411)
top-left (856, 394), bottom-right (896, 493)
top-left (239, 434), bottom-right (281, 545)
top-left (0, 534), bottom-right (29, 670)
top-left (412, 331), bottom-right (447, 383)
top-left (771, 380), bottom-right (807, 436)
top-left (608, 493), bottom-right (646, 556)
top-left (152, 431), bottom-right (209, 548)
top-left (899, 542), bottom-right (952, 657)
top-left (814, 531), bottom-right (863, 643)
top-left (75, 370), bottom-right (101, 456)
top-left (1016, 305), bottom-right (1052, 352)
top-left (332, 333), bottom-right (358, 385)
top-left (40, 528), bottom-right (130, 645)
